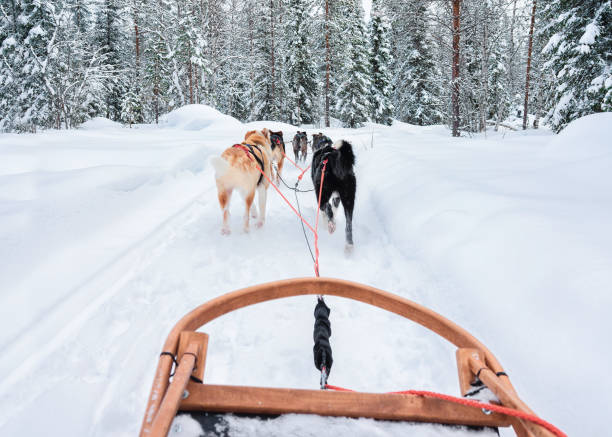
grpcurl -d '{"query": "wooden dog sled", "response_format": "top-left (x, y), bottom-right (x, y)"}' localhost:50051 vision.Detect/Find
top-left (139, 278), bottom-right (562, 437)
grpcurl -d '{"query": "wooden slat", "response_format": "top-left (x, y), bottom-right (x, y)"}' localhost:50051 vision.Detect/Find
top-left (149, 343), bottom-right (198, 437)
top-left (456, 348), bottom-right (483, 396)
top-left (468, 356), bottom-right (554, 437)
top-left (180, 383), bottom-right (512, 428)
top-left (177, 331), bottom-right (209, 382)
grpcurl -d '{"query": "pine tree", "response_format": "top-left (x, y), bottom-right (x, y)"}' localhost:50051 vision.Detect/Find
top-left (368, 0), bottom-right (393, 125)
top-left (386, 0), bottom-right (443, 126)
top-left (0, 0), bottom-right (22, 130)
top-left (215, 0), bottom-right (252, 120)
top-left (488, 34), bottom-right (510, 130)
top-left (143, 0), bottom-right (172, 123)
top-left (94, 0), bottom-right (126, 121)
top-left (540, 0), bottom-right (612, 132)
top-left (284, 0), bottom-right (318, 125)
top-left (336, 0), bottom-right (371, 128)
top-left (251, 0), bottom-right (285, 121)
top-left (121, 76), bottom-right (143, 127)
top-left (11, 0), bottom-right (58, 130)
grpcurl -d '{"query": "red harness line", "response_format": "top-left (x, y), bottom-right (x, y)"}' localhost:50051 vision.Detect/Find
top-left (280, 149), bottom-right (304, 172)
top-left (233, 144), bottom-right (326, 276)
top-left (279, 149), bottom-right (312, 181)
top-left (324, 384), bottom-right (566, 437)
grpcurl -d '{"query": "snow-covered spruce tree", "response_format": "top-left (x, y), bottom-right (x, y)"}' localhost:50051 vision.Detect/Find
top-left (51, 1), bottom-right (112, 128)
top-left (0, 0), bottom-right (22, 131)
top-left (487, 37), bottom-right (510, 130)
top-left (250, 0), bottom-right (284, 121)
top-left (384, 0), bottom-right (443, 126)
top-left (172, 0), bottom-right (210, 107)
top-left (368, 0), bottom-right (393, 125)
top-left (531, 3), bottom-right (555, 129)
top-left (212, 0), bottom-right (243, 119)
top-left (200, 0), bottom-right (227, 109)
top-left (284, 0), bottom-right (318, 125)
top-left (487, 2), bottom-right (511, 130)
top-left (121, 76), bottom-right (143, 127)
top-left (143, 0), bottom-right (172, 123)
top-left (336, 0), bottom-right (371, 128)
top-left (3, 0), bottom-right (58, 131)
top-left (94, 0), bottom-right (126, 121)
top-left (540, 0), bottom-right (612, 132)
top-left (323, 0), bottom-right (352, 123)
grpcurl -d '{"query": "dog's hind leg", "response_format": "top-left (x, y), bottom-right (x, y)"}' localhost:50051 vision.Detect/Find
top-left (243, 189), bottom-right (255, 232)
top-left (255, 185), bottom-right (267, 228)
top-left (316, 188), bottom-right (335, 234)
top-left (344, 207), bottom-right (354, 253)
top-left (217, 186), bottom-right (233, 235)
top-left (323, 202), bottom-right (336, 234)
top-left (340, 192), bottom-right (355, 252)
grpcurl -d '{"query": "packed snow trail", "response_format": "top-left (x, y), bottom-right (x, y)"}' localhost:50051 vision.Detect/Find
top-left (1, 107), bottom-right (610, 437)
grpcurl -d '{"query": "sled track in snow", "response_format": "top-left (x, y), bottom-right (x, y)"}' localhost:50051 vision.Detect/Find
top-left (0, 189), bottom-right (214, 404)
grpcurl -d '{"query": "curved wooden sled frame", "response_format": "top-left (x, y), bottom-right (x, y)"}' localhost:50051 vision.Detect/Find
top-left (139, 277), bottom-right (552, 437)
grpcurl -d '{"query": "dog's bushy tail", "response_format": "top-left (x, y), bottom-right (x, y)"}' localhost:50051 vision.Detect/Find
top-left (209, 156), bottom-right (230, 179)
top-left (330, 140), bottom-right (355, 179)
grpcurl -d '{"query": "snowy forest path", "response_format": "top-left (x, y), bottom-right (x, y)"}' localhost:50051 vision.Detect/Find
top-left (0, 127), bottom-right (462, 437)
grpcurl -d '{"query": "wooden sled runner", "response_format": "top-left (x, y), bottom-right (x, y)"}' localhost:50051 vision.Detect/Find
top-left (139, 278), bottom-right (561, 437)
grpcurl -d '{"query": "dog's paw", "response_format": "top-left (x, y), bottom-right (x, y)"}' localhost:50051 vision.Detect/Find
top-left (344, 244), bottom-right (354, 256)
top-left (255, 220), bottom-right (264, 229)
top-left (221, 227), bottom-right (231, 236)
top-left (328, 220), bottom-right (336, 234)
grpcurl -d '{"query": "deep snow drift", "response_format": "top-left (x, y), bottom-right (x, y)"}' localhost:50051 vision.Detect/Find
top-left (0, 105), bottom-right (610, 436)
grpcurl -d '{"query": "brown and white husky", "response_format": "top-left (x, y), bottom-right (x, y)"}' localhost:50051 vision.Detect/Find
top-left (210, 129), bottom-right (274, 234)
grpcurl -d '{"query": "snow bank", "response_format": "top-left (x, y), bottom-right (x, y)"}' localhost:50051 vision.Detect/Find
top-left (543, 112), bottom-right (612, 160)
top-left (244, 120), bottom-right (299, 134)
top-left (79, 117), bottom-right (123, 130)
top-left (355, 118), bottom-right (611, 437)
top-left (161, 104), bottom-right (242, 131)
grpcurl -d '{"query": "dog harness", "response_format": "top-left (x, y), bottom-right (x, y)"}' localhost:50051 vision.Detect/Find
top-left (233, 143), bottom-right (265, 186)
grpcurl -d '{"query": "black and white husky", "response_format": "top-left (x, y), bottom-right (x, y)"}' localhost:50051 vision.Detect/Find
top-left (311, 140), bottom-right (356, 252)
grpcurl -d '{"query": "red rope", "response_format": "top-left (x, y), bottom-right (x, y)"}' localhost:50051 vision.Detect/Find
top-left (280, 149), bottom-right (305, 172)
top-left (324, 384), bottom-right (566, 437)
top-left (314, 159), bottom-right (328, 277)
top-left (297, 164), bottom-right (312, 181)
top-left (233, 145), bottom-right (327, 276)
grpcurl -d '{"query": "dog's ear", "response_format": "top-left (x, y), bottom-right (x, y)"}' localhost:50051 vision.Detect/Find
top-left (244, 130), bottom-right (256, 141)
top-left (278, 130), bottom-right (283, 136)
top-left (262, 128), bottom-right (270, 139)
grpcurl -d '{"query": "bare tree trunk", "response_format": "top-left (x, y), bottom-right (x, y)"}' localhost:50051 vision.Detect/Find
top-left (134, 0), bottom-right (140, 68)
top-left (194, 66), bottom-right (199, 104)
top-left (451, 0), bottom-right (461, 137)
top-left (325, 0), bottom-right (330, 128)
top-left (523, 0), bottom-right (537, 130)
top-left (188, 58), bottom-right (194, 104)
top-left (508, 0), bottom-right (517, 92)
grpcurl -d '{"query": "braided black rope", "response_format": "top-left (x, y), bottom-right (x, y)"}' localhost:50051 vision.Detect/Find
top-left (313, 298), bottom-right (333, 382)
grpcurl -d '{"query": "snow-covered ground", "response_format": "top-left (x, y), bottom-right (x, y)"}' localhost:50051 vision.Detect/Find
top-left (0, 105), bottom-right (610, 436)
